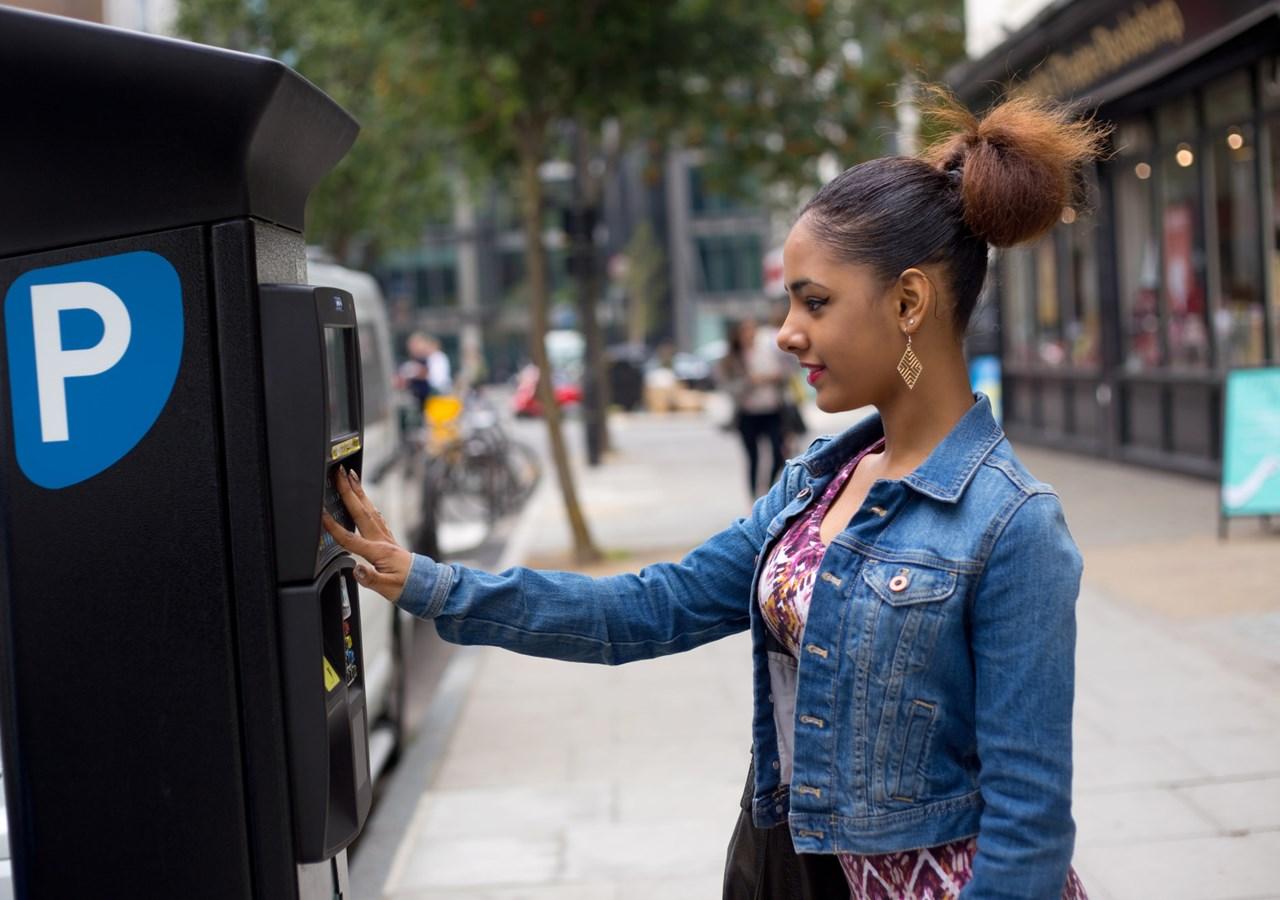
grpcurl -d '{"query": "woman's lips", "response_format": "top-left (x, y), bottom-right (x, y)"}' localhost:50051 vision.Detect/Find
top-left (805, 366), bottom-right (826, 386)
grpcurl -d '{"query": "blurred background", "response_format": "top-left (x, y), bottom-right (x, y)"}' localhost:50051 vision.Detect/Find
top-left (5, 1), bottom-right (1279, 898)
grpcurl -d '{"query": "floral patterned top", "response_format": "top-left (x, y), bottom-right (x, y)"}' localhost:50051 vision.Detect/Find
top-left (758, 438), bottom-right (1089, 900)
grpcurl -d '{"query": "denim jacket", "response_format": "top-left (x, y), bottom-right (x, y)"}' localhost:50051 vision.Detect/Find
top-left (399, 394), bottom-right (1083, 899)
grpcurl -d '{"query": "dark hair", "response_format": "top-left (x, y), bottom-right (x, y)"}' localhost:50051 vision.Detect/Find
top-left (799, 89), bottom-right (1108, 331)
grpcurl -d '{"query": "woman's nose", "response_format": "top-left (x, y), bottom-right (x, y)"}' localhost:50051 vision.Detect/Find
top-left (777, 317), bottom-right (807, 354)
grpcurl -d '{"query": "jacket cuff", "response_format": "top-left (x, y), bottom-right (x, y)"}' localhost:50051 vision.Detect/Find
top-left (397, 553), bottom-right (455, 619)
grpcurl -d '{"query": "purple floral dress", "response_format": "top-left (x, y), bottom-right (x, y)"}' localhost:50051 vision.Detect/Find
top-left (758, 438), bottom-right (1089, 900)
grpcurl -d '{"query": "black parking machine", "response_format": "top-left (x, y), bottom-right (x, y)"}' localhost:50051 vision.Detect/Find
top-left (0, 8), bottom-right (377, 898)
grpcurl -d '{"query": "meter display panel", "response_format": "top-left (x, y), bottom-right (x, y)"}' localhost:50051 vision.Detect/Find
top-left (325, 326), bottom-right (356, 439)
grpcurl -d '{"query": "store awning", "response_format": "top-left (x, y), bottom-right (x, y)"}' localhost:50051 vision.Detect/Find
top-left (951, 0), bottom-right (1280, 109)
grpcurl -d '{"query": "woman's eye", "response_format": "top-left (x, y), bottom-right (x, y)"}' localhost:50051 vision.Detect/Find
top-left (804, 296), bottom-right (827, 312)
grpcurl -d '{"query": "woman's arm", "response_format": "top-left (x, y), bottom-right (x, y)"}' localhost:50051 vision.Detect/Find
top-left (963, 491), bottom-right (1083, 900)
top-left (324, 464), bottom-right (794, 665)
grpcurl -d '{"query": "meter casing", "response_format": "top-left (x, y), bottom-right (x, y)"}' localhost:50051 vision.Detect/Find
top-left (0, 8), bottom-right (372, 899)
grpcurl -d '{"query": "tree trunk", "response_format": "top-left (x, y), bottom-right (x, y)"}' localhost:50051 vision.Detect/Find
top-left (571, 122), bottom-right (612, 462)
top-left (517, 123), bottom-right (602, 564)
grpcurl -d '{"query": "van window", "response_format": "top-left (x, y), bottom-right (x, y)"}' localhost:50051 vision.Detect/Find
top-left (359, 321), bottom-right (390, 425)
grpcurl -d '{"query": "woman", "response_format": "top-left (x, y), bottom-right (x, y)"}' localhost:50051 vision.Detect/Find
top-left (325, 91), bottom-right (1101, 899)
top-left (719, 317), bottom-right (789, 496)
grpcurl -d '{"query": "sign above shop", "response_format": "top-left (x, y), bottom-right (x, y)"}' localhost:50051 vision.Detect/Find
top-left (1020, 0), bottom-right (1185, 99)
top-left (955, 0), bottom-right (1276, 105)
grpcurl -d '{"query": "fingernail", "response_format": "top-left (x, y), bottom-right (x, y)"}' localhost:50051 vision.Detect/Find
top-left (351, 469), bottom-right (361, 484)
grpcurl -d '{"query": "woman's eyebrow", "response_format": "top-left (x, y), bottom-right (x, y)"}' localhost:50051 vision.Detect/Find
top-left (787, 278), bottom-right (830, 293)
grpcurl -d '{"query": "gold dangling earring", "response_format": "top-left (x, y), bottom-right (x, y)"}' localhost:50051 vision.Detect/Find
top-left (897, 327), bottom-right (922, 390)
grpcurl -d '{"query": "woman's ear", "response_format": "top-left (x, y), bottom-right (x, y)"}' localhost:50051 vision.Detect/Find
top-left (896, 268), bottom-right (934, 331)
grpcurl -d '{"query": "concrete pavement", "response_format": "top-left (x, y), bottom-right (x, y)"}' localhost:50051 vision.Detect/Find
top-left (375, 402), bottom-right (1280, 900)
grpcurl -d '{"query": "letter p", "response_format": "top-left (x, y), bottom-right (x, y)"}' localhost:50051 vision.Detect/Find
top-left (31, 282), bottom-right (132, 442)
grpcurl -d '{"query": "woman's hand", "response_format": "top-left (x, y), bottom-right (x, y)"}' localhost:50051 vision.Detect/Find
top-left (322, 466), bottom-right (413, 603)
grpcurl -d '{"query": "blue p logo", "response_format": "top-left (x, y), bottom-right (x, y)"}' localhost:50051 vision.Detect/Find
top-left (5, 251), bottom-right (184, 489)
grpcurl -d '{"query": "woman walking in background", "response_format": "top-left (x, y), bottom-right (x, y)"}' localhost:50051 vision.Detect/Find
top-left (325, 88), bottom-right (1101, 899)
top-left (719, 317), bottom-right (788, 496)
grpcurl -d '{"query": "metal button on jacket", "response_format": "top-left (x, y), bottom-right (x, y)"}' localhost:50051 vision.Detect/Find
top-left (889, 569), bottom-right (911, 592)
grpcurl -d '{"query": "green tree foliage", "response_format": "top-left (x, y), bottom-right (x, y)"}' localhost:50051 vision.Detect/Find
top-left (177, 0), bottom-right (448, 262)
top-left (678, 0), bottom-right (966, 199)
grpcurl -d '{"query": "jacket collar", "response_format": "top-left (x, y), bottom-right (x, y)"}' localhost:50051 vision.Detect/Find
top-left (798, 393), bottom-right (1004, 505)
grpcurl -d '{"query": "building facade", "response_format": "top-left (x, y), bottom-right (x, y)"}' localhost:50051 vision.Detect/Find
top-left (954, 0), bottom-right (1280, 477)
top-left (374, 145), bottom-right (774, 380)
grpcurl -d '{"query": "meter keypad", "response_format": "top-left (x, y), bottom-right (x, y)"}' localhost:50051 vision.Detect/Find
top-left (319, 471), bottom-right (357, 563)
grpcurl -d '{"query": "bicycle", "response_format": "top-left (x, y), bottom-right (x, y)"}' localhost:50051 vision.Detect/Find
top-left (412, 390), bottom-right (542, 534)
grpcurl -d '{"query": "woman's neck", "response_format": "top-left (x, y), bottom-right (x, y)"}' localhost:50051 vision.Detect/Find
top-left (872, 358), bottom-right (976, 480)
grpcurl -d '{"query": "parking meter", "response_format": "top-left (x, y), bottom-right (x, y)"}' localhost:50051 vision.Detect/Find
top-left (0, 8), bottom-right (371, 899)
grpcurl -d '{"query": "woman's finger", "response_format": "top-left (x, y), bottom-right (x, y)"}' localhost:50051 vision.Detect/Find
top-left (322, 510), bottom-right (380, 558)
top-left (344, 468), bottom-right (396, 541)
top-left (333, 467), bottom-right (384, 540)
top-left (353, 561), bottom-right (407, 603)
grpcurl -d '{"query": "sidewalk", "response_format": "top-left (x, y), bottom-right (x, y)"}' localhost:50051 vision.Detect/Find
top-left (378, 405), bottom-right (1280, 900)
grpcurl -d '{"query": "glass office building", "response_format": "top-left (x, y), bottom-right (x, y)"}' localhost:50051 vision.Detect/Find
top-left (953, 0), bottom-right (1280, 477)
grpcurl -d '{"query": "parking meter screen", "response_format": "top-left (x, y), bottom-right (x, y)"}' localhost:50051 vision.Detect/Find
top-left (325, 326), bottom-right (355, 438)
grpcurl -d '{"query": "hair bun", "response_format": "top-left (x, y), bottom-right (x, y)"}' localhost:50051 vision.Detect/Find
top-left (921, 90), bottom-right (1109, 248)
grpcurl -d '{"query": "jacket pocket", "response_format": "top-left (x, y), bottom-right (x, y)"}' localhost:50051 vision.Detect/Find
top-left (861, 561), bottom-right (957, 673)
top-left (861, 561), bottom-right (958, 606)
top-left (888, 699), bottom-right (937, 802)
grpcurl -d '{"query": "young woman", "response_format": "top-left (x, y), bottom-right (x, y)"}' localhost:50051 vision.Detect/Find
top-left (325, 92), bottom-right (1103, 899)
top-left (718, 317), bottom-right (789, 496)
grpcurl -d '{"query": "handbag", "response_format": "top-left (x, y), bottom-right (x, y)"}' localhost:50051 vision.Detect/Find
top-left (781, 402), bottom-right (807, 437)
top-left (722, 756), bottom-right (848, 899)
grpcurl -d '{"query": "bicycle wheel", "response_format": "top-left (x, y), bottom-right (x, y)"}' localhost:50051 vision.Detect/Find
top-left (433, 448), bottom-right (490, 524)
top-left (501, 440), bottom-right (541, 509)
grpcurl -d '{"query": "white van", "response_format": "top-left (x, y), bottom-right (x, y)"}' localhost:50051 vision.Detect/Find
top-left (307, 252), bottom-right (418, 776)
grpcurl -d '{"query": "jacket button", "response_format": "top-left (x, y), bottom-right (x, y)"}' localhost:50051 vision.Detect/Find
top-left (889, 570), bottom-right (911, 592)
top-left (796, 488), bottom-right (811, 500)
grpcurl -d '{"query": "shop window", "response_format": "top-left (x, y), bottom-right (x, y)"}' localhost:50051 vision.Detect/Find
top-left (999, 247), bottom-right (1034, 366)
top-left (1156, 95), bottom-right (1197, 145)
top-left (1270, 118), bottom-right (1280, 362)
top-left (1204, 71), bottom-right (1253, 128)
top-left (1063, 201), bottom-right (1102, 368)
top-left (1262, 55), bottom-right (1280, 110)
top-left (1160, 130), bottom-right (1210, 369)
top-left (1115, 119), bottom-right (1154, 156)
top-left (1115, 151), bottom-right (1161, 370)
top-left (1033, 234), bottom-right (1064, 366)
top-left (1211, 119), bottom-right (1265, 367)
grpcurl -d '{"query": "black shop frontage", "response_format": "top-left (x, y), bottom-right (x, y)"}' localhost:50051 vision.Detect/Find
top-left (953, 0), bottom-right (1280, 478)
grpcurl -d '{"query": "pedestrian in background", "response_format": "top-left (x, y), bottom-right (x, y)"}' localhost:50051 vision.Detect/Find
top-left (398, 332), bottom-right (453, 404)
top-left (718, 317), bottom-right (788, 497)
top-left (326, 87), bottom-right (1104, 900)
top-left (761, 306), bottom-right (810, 457)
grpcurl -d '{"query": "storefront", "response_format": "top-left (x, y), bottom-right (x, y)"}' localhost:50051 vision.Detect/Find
top-left (953, 0), bottom-right (1280, 477)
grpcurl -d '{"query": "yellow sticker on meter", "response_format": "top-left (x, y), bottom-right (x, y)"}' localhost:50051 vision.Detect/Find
top-left (323, 657), bottom-right (341, 692)
top-left (330, 436), bottom-right (361, 461)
